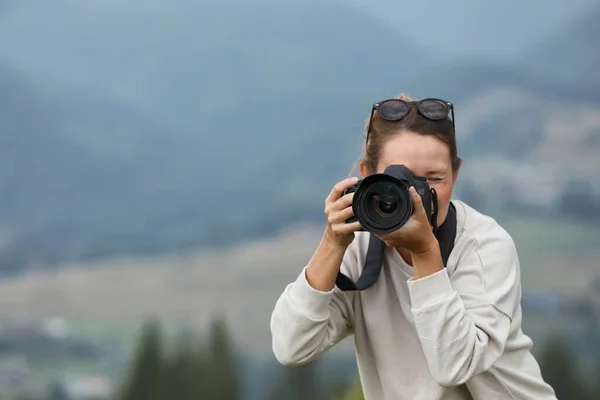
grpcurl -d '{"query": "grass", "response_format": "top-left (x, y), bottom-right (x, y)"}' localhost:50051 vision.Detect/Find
top-left (496, 215), bottom-right (600, 292)
top-left (501, 215), bottom-right (600, 255)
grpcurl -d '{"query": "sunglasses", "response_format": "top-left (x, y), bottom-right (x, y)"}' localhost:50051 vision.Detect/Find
top-left (366, 98), bottom-right (455, 143)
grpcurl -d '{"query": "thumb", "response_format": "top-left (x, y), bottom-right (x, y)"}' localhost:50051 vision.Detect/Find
top-left (409, 186), bottom-right (426, 217)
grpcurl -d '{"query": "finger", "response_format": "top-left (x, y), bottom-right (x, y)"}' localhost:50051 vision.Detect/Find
top-left (409, 186), bottom-right (426, 217)
top-left (329, 205), bottom-right (355, 224)
top-left (332, 221), bottom-right (362, 235)
top-left (335, 192), bottom-right (354, 210)
top-left (325, 192), bottom-right (354, 217)
top-left (375, 234), bottom-right (392, 248)
top-left (326, 177), bottom-right (359, 204)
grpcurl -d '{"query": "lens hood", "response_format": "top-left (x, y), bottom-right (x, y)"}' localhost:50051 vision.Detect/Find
top-left (351, 173), bottom-right (413, 234)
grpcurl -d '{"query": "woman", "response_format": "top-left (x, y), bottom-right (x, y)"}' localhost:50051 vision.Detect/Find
top-left (269, 94), bottom-right (557, 399)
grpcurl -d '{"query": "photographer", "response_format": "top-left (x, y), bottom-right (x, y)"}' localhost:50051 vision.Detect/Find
top-left (270, 95), bottom-right (557, 399)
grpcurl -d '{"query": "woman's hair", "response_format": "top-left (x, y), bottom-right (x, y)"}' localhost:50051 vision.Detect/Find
top-left (361, 93), bottom-right (461, 174)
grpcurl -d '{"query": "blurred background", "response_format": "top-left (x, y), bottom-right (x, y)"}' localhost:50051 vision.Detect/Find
top-left (1, 0), bottom-right (600, 399)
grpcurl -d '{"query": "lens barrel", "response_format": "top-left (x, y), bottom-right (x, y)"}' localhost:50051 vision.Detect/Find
top-left (351, 174), bottom-right (413, 234)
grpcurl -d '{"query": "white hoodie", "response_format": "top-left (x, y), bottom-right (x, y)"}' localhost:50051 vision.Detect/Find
top-left (270, 200), bottom-right (557, 400)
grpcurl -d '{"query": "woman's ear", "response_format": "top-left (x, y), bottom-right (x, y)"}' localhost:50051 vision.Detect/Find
top-left (359, 160), bottom-right (370, 178)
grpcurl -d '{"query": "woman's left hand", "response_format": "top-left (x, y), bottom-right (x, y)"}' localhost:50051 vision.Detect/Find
top-left (376, 186), bottom-right (438, 254)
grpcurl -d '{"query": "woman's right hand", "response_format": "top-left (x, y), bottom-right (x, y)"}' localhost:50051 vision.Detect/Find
top-left (323, 177), bottom-right (363, 248)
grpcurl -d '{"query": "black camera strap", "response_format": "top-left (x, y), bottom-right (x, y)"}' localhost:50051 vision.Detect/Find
top-left (335, 202), bottom-right (457, 292)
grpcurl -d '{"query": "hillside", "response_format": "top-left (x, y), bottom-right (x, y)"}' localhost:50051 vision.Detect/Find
top-left (519, 2), bottom-right (600, 86)
top-left (0, 0), bottom-right (599, 270)
top-left (346, 0), bottom-right (598, 60)
top-left (0, 0), bottom-right (429, 267)
top-left (0, 66), bottom-right (205, 267)
top-left (0, 0), bottom-right (429, 126)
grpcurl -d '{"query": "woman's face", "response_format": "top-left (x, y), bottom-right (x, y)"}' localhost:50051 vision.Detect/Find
top-left (360, 130), bottom-right (459, 228)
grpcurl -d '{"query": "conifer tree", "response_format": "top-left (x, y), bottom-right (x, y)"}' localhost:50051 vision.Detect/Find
top-left (159, 329), bottom-right (205, 400)
top-left (592, 352), bottom-right (600, 400)
top-left (118, 318), bottom-right (165, 400)
top-left (539, 335), bottom-right (591, 400)
top-left (267, 361), bottom-right (320, 400)
top-left (204, 315), bottom-right (242, 400)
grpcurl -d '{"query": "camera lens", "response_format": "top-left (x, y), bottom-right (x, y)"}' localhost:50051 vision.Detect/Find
top-left (351, 174), bottom-right (414, 234)
top-left (364, 182), bottom-right (406, 224)
top-left (373, 193), bottom-right (399, 217)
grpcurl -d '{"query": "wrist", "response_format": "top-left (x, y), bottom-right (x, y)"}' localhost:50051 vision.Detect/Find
top-left (322, 231), bottom-right (352, 252)
top-left (410, 238), bottom-right (443, 280)
top-left (306, 235), bottom-right (348, 292)
top-left (410, 233), bottom-right (439, 257)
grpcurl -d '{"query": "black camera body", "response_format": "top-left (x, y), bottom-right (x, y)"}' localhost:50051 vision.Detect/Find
top-left (342, 165), bottom-right (437, 235)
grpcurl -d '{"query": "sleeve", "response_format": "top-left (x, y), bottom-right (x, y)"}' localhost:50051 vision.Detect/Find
top-left (406, 227), bottom-right (520, 387)
top-left (269, 245), bottom-right (357, 366)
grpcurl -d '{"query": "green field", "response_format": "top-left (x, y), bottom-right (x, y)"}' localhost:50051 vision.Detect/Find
top-left (502, 215), bottom-right (600, 255)
top-left (497, 215), bottom-right (600, 292)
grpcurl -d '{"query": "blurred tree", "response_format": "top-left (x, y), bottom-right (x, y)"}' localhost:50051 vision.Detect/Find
top-left (267, 360), bottom-right (321, 400)
top-left (119, 315), bottom-right (367, 400)
top-left (159, 330), bottom-right (206, 400)
top-left (118, 315), bottom-right (244, 400)
top-left (118, 318), bottom-right (165, 400)
top-left (332, 376), bottom-right (364, 400)
top-left (538, 334), bottom-right (592, 400)
top-left (592, 352), bottom-right (600, 399)
top-left (203, 316), bottom-right (242, 400)
top-left (47, 380), bottom-right (69, 400)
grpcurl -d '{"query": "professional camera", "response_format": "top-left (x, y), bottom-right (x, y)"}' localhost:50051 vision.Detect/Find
top-left (343, 165), bottom-right (438, 235)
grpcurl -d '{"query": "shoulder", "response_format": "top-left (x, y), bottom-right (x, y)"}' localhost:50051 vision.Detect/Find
top-left (450, 200), bottom-right (520, 285)
top-left (452, 200), bottom-right (517, 255)
top-left (450, 201), bottom-right (522, 314)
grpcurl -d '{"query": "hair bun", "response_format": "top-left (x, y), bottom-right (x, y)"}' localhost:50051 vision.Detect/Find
top-left (395, 93), bottom-right (415, 101)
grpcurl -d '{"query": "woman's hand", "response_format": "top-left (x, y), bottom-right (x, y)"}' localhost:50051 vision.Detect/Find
top-left (305, 177), bottom-right (362, 292)
top-left (323, 177), bottom-right (363, 248)
top-left (376, 186), bottom-right (438, 255)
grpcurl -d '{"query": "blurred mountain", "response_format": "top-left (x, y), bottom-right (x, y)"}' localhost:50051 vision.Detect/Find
top-left (519, 1), bottom-right (600, 86)
top-left (0, 0), bottom-right (600, 270)
top-left (0, 65), bottom-right (198, 268)
top-left (344, 0), bottom-right (599, 60)
top-left (0, 0), bottom-right (430, 268)
top-left (0, 0), bottom-right (429, 129)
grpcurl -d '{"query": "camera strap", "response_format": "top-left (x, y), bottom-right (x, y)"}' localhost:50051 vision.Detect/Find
top-left (335, 202), bottom-right (457, 292)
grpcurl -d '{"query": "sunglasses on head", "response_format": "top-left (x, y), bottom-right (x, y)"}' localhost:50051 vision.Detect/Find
top-left (366, 98), bottom-right (455, 143)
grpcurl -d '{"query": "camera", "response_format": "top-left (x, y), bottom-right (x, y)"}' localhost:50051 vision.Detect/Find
top-left (342, 165), bottom-right (436, 235)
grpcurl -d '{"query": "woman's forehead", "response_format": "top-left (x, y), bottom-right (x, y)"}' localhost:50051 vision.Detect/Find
top-left (379, 132), bottom-right (452, 173)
